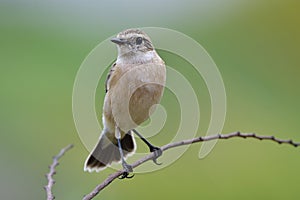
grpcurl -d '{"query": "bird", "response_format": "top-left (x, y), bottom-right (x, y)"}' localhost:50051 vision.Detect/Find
top-left (84, 28), bottom-right (166, 178)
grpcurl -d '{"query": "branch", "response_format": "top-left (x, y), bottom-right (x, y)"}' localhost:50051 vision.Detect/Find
top-left (44, 144), bottom-right (73, 200)
top-left (83, 131), bottom-right (299, 200)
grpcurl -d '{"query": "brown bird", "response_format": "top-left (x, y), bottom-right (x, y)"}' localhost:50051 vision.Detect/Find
top-left (84, 29), bottom-right (166, 178)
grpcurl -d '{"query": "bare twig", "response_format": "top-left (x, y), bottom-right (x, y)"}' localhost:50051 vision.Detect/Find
top-left (83, 131), bottom-right (299, 200)
top-left (44, 144), bottom-right (73, 200)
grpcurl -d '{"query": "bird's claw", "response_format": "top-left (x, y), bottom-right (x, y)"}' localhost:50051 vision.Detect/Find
top-left (119, 171), bottom-right (134, 179)
top-left (150, 146), bottom-right (163, 165)
top-left (119, 162), bottom-right (134, 179)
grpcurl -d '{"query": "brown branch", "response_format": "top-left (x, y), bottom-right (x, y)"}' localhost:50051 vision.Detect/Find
top-left (83, 131), bottom-right (299, 200)
top-left (44, 144), bottom-right (73, 200)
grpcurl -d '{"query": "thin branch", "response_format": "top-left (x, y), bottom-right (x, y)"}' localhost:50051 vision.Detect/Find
top-left (83, 131), bottom-right (299, 200)
top-left (44, 144), bottom-right (74, 200)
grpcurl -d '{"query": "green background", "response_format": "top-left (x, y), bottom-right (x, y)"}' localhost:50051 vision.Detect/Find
top-left (1, 0), bottom-right (299, 199)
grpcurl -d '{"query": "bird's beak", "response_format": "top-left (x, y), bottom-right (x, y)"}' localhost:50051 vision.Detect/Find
top-left (110, 38), bottom-right (127, 45)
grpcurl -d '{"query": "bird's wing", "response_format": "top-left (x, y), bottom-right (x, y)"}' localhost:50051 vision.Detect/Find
top-left (105, 62), bottom-right (125, 93)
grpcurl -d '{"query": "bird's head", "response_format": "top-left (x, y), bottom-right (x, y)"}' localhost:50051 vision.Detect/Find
top-left (111, 29), bottom-right (155, 60)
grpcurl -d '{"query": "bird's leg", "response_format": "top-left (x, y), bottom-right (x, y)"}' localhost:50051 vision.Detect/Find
top-left (132, 129), bottom-right (162, 165)
top-left (116, 127), bottom-right (134, 179)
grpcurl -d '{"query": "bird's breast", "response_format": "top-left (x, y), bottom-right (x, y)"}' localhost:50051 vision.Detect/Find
top-left (109, 62), bottom-right (166, 132)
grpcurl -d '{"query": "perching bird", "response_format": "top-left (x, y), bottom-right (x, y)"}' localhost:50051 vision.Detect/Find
top-left (84, 29), bottom-right (166, 178)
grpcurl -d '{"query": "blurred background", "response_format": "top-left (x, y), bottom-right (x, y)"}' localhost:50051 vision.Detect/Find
top-left (1, 0), bottom-right (300, 199)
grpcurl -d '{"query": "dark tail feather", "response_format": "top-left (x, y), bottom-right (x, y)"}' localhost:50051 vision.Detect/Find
top-left (84, 132), bottom-right (136, 172)
top-left (120, 133), bottom-right (135, 153)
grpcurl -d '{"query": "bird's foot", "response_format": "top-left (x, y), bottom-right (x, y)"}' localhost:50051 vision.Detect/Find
top-left (150, 146), bottom-right (163, 165)
top-left (119, 162), bottom-right (134, 179)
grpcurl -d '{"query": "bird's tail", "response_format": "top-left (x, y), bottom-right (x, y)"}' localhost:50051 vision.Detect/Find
top-left (84, 131), bottom-right (136, 172)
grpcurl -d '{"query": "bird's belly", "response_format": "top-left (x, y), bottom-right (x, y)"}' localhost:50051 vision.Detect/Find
top-left (129, 83), bottom-right (164, 125)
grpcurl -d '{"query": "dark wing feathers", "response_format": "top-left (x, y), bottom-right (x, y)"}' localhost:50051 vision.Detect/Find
top-left (105, 62), bottom-right (116, 93)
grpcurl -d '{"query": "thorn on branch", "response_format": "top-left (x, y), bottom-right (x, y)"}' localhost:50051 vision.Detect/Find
top-left (44, 144), bottom-right (73, 200)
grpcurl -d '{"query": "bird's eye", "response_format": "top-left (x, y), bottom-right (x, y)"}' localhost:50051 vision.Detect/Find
top-left (136, 37), bottom-right (143, 45)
